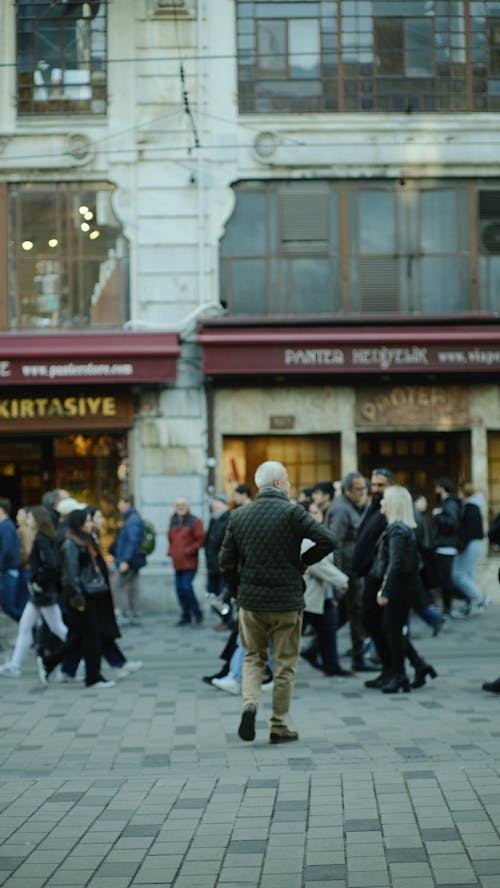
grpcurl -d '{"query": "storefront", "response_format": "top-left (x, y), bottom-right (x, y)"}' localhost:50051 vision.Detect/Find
top-left (0, 331), bottom-right (180, 513)
top-left (198, 319), bottom-right (500, 516)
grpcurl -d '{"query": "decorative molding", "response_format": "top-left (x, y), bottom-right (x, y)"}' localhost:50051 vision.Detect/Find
top-left (148, 0), bottom-right (196, 18)
top-left (65, 133), bottom-right (93, 163)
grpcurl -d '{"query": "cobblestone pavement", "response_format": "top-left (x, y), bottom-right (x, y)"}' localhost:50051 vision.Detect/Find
top-left (0, 593), bottom-right (499, 888)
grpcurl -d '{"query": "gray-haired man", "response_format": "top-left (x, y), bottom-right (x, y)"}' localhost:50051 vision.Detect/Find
top-left (219, 461), bottom-right (335, 745)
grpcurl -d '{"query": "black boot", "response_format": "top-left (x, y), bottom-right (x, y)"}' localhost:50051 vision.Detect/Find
top-left (411, 662), bottom-right (437, 689)
top-left (300, 647), bottom-right (322, 671)
top-left (381, 673), bottom-right (410, 694)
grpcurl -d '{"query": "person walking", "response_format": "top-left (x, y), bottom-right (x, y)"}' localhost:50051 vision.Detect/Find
top-left (168, 497), bottom-right (205, 626)
top-left (375, 485), bottom-right (437, 694)
top-left (326, 472), bottom-right (370, 672)
top-left (111, 494), bottom-right (146, 626)
top-left (452, 482), bottom-right (487, 614)
top-left (219, 460), bottom-right (335, 744)
top-left (432, 477), bottom-right (462, 616)
top-left (205, 493), bottom-right (233, 630)
top-left (38, 509), bottom-right (115, 689)
top-left (0, 506), bottom-right (67, 678)
top-left (0, 498), bottom-right (21, 623)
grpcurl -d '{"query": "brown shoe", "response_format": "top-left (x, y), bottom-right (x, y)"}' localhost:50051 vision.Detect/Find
top-left (269, 729), bottom-right (299, 744)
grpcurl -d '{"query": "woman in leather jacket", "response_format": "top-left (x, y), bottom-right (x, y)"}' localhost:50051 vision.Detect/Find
top-left (376, 486), bottom-right (437, 693)
top-left (0, 506), bottom-right (68, 678)
top-left (39, 508), bottom-right (115, 688)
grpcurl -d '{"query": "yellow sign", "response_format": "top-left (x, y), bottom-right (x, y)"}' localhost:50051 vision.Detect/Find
top-left (0, 396), bottom-right (117, 419)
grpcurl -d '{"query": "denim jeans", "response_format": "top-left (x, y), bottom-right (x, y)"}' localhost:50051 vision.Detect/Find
top-left (0, 570), bottom-right (21, 622)
top-left (175, 569), bottom-right (201, 621)
top-left (452, 539), bottom-right (484, 602)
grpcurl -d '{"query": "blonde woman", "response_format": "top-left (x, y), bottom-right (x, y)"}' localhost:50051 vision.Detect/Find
top-left (376, 486), bottom-right (437, 694)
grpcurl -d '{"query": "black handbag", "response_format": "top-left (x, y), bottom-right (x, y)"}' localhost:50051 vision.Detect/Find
top-left (81, 562), bottom-right (107, 595)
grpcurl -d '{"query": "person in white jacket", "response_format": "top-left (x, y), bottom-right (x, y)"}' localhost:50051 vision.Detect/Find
top-left (301, 503), bottom-right (353, 677)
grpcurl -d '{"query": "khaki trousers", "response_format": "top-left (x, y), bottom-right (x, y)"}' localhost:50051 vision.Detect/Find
top-left (238, 607), bottom-right (302, 732)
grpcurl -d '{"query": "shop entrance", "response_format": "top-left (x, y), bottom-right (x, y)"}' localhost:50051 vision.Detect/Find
top-left (357, 431), bottom-right (471, 506)
top-left (222, 435), bottom-right (341, 501)
top-left (0, 433), bottom-right (126, 514)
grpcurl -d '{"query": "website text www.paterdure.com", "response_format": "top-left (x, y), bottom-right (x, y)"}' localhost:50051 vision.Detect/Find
top-left (21, 362), bottom-right (134, 378)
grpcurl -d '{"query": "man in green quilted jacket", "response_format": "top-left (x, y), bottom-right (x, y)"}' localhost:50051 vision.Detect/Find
top-left (219, 461), bottom-right (336, 744)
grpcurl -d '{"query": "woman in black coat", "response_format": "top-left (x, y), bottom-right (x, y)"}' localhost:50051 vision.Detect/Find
top-left (39, 508), bottom-right (115, 688)
top-left (376, 486), bottom-right (437, 694)
top-left (0, 506), bottom-right (68, 678)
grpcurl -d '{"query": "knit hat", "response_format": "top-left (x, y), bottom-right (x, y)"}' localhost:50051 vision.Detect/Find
top-left (66, 508), bottom-right (90, 533)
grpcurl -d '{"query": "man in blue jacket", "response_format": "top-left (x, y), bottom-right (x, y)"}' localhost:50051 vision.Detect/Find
top-left (112, 494), bottom-right (145, 625)
top-left (0, 498), bottom-right (21, 622)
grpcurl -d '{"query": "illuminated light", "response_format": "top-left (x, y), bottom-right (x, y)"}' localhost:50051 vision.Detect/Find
top-left (89, 229), bottom-right (101, 240)
top-left (78, 205), bottom-right (89, 215)
top-left (80, 222), bottom-right (90, 232)
top-left (84, 211), bottom-right (94, 221)
top-left (48, 238), bottom-right (58, 248)
top-left (21, 240), bottom-right (34, 251)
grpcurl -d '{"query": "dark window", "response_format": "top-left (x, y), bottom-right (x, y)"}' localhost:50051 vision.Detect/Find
top-left (237, 1), bottom-right (500, 112)
top-left (17, 0), bottom-right (106, 115)
top-left (220, 180), bottom-right (497, 317)
top-left (7, 183), bottom-right (129, 330)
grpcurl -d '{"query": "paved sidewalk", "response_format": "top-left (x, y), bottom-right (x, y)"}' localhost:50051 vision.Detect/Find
top-left (0, 596), bottom-right (499, 888)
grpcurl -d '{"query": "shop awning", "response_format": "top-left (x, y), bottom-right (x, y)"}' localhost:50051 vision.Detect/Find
top-left (197, 321), bottom-right (500, 376)
top-left (0, 332), bottom-right (181, 386)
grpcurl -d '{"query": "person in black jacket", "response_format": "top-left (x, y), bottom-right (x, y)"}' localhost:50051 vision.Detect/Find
top-left (352, 468), bottom-right (395, 688)
top-left (451, 482), bottom-right (487, 614)
top-left (376, 486), bottom-right (437, 694)
top-left (205, 493), bottom-right (233, 630)
top-left (38, 508), bottom-right (115, 689)
top-left (431, 478), bottom-right (462, 616)
top-left (0, 506), bottom-right (68, 678)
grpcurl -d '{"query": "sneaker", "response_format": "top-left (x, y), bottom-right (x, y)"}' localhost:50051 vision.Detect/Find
top-left (87, 680), bottom-right (115, 688)
top-left (212, 675), bottom-right (241, 695)
top-left (110, 667), bottom-right (130, 680)
top-left (55, 670), bottom-right (76, 683)
top-left (238, 704), bottom-right (256, 741)
top-left (482, 677), bottom-right (500, 694)
top-left (473, 597), bottom-right (490, 613)
top-left (0, 663), bottom-right (21, 678)
top-left (261, 680), bottom-right (274, 692)
top-left (36, 656), bottom-right (49, 687)
top-left (123, 660), bottom-right (143, 673)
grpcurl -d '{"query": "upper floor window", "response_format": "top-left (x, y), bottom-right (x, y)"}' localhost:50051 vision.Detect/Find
top-left (219, 179), bottom-right (498, 317)
top-left (7, 183), bottom-right (129, 330)
top-left (17, 0), bottom-right (106, 115)
top-left (237, 1), bottom-right (500, 113)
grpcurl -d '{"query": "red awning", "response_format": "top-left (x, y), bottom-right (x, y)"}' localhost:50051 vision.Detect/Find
top-left (0, 332), bottom-right (180, 386)
top-left (197, 323), bottom-right (500, 376)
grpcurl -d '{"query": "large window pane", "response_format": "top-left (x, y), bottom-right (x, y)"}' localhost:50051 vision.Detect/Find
top-left (9, 184), bottom-right (128, 330)
top-left (289, 259), bottom-right (331, 312)
top-left (257, 20), bottom-right (287, 76)
top-left (406, 19), bottom-right (434, 75)
top-left (229, 259), bottom-right (268, 313)
top-left (420, 191), bottom-right (458, 253)
top-left (421, 257), bottom-right (462, 312)
top-left (374, 18), bottom-right (404, 74)
top-left (359, 192), bottom-right (396, 253)
top-left (289, 20), bottom-right (321, 78)
top-left (17, 0), bottom-right (106, 115)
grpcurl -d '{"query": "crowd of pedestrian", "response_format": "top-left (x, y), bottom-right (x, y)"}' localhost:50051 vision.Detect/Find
top-left (1, 464), bottom-right (498, 724)
top-left (0, 491), bottom-right (144, 688)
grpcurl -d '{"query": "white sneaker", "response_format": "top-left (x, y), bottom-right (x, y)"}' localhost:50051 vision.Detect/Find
top-left (123, 660), bottom-right (143, 673)
top-left (88, 680), bottom-right (115, 688)
top-left (110, 667), bottom-right (130, 680)
top-left (0, 663), bottom-right (21, 678)
top-left (36, 656), bottom-right (49, 686)
top-left (212, 675), bottom-right (241, 695)
top-left (262, 680), bottom-right (274, 692)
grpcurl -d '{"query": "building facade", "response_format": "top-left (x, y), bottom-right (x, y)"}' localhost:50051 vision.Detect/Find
top-left (1, 1), bottom-right (500, 607)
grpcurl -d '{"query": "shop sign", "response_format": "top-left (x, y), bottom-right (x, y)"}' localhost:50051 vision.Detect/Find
top-left (0, 391), bottom-right (134, 431)
top-left (270, 415), bottom-right (295, 429)
top-left (283, 346), bottom-right (500, 372)
top-left (356, 385), bottom-right (470, 428)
